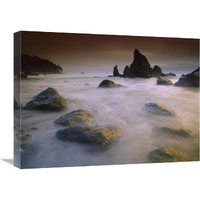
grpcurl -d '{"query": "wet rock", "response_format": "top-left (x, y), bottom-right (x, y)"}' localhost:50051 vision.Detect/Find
top-left (143, 103), bottom-right (175, 116)
top-left (113, 65), bottom-right (120, 77)
top-left (152, 126), bottom-right (193, 137)
top-left (123, 66), bottom-right (135, 78)
top-left (55, 109), bottom-right (95, 126)
top-left (55, 125), bottom-right (122, 146)
top-left (24, 87), bottom-right (67, 111)
top-left (153, 65), bottom-right (162, 74)
top-left (156, 77), bottom-right (173, 85)
top-left (148, 147), bottom-right (192, 162)
top-left (174, 67), bottom-right (199, 87)
top-left (98, 79), bottom-right (123, 88)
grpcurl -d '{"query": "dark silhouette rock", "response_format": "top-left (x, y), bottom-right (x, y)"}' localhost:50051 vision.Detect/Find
top-left (148, 147), bottom-right (192, 162)
top-left (156, 77), bottom-right (173, 85)
top-left (123, 66), bottom-right (135, 78)
top-left (24, 87), bottom-right (66, 111)
top-left (153, 65), bottom-right (162, 74)
top-left (113, 65), bottom-right (120, 77)
top-left (55, 125), bottom-right (122, 146)
top-left (130, 49), bottom-right (152, 78)
top-left (152, 126), bottom-right (193, 137)
top-left (165, 72), bottom-right (176, 76)
top-left (143, 103), bottom-right (175, 116)
top-left (129, 49), bottom-right (165, 78)
top-left (174, 67), bottom-right (199, 87)
top-left (55, 109), bottom-right (95, 127)
top-left (98, 79), bottom-right (123, 88)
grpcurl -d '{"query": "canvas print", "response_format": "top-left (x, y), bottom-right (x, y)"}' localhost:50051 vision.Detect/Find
top-left (14, 31), bottom-right (199, 169)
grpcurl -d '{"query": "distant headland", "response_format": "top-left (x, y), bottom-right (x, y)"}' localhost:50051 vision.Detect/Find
top-left (14, 54), bottom-right (63, 78)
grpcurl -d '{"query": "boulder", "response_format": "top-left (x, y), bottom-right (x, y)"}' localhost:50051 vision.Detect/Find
top-left (113, 65), bottom-right (120, 77)
top-left (148, 147), bottom-right (192, 162)
top-left (24, 87), bottom-right (66, 111)
top-left (55, 125), bottom-right (122, 146)
top-left (123, 66), bottom-right (135, 78)
top-left (143, 103), bottom-right (175, 116)
top-left (98, 79), bottom-right (123, 88)
top-left (174, 67), bottom-right (199, 87)
top-left (55, 109), bottom-right (95, 127)
top-left (152, 126), bottom-right (193, 137)
top-left (156, 77), bottom-right (173, 85)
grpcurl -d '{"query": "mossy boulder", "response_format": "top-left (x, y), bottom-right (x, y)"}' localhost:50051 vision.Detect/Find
top-left (55, 109), bottom-right (95, 126)
top-left (153, 126), bottom-right (193, 137)
top-left (55, 125), bottom-right (122, 146)
top-left (143, 103), bottom-right (175, 116)
top-left (24, 87), bottom-right (66, 111)
top-left (148, 147), bottom-right (192, 162)
top-left (98, 79), bottom-right (123, 88)
top-left (156, 77), bottom-right (173, 85)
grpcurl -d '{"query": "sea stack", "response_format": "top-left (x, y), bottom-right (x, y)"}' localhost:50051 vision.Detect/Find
top-left (130, 49), bottom-right (152, 78)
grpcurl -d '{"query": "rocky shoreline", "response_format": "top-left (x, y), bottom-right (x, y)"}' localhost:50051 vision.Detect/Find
top-left (14, 49), bottom-right (199, 166)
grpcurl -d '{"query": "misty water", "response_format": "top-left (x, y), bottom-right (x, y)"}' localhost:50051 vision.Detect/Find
top-left (15, 67), bottom-right (199, 168)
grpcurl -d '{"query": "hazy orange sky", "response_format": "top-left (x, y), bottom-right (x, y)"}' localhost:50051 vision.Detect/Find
top-left (20, 31), bottom-right (199, 70)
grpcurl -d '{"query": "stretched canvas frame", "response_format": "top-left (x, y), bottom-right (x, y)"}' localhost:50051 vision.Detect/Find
top-left (14, 31), bottom-right (199, 169)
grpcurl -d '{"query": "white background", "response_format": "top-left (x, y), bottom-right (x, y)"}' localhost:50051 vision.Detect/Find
top-left (0, 0), bottom-right (199, 199)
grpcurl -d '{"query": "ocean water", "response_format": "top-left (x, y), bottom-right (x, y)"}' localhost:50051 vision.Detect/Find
top-left (14, 66), bottom-right (199, 168)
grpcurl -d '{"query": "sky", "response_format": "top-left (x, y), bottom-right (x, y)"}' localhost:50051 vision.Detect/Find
top-left (20, 31), bottom-right (199, 71)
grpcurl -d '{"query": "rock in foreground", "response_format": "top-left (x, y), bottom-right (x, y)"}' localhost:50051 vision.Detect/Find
top-left (174, 67), bottom-right (199, 87)
top-left (143, 103), bottom-right (175, 116)
top-left (148, 147), bottom-right (192, 162)
top-left (98, 79), bottom-right (123, 88)
top-left (156, 77), bottom-right (173, 85)
top-left (55, 109), bottom-right (95, 126)
top-left (55, 125), bottom-right (122, 146)
top-left (24, 87), bottom-right (66, 111)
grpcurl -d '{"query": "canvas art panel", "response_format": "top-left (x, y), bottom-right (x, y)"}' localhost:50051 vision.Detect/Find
top-left (14, 31), bottom-right (199, 169)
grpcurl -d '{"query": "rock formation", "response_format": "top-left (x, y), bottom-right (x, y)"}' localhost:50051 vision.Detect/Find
top-left (148, 147), bottom-right (192, 162)
top-left (24, 87), bottom-right (66, 111)
top-left (156, 77), bottom-right (173, 85)
top-left (55, 125), bottom-right (122, 146)
top-left (130, 49), bottom-right (152, 78)
top-left (113, 65), bottom-right (120, 77)
top-left (123, 66), bottom-right (135, 78)
top-left (142, 103), bottom-right (175, 116)
top-left (55, 109), bottom-right (95, 127)
top-left (152, 126), bottom-right (193, 137)
top-left (174, 67), bottom-right (199, 87)
top-left (98, 79), bottom-right (123, 88)
top-left (165, 72), bottom-right (176, 76)
top-left (112, 49), bottom-right (166, 78)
